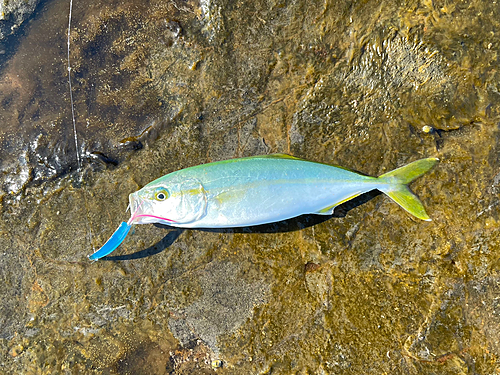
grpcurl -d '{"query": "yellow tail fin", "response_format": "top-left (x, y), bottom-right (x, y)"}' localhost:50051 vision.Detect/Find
top-left (378, 158), bottom-right (438, 221)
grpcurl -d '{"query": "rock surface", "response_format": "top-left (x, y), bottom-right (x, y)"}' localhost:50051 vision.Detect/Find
top-left (0, 0), bottom-right (41, 40)
top-left (1, 0), bottom-right (500, 373)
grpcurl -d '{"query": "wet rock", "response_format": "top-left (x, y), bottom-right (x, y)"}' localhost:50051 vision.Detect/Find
top-left (1, 0), bottom-right (500, 373)
top-left (0, 0), bottom-right (41, 41)
top-left (166, 261), bottom-right (270, 353)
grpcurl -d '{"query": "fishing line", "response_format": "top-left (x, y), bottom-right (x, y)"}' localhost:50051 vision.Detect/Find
top-left (67, 0), bottom-right (80, 170)
top-left (67, 0), bottom-right (95, 252)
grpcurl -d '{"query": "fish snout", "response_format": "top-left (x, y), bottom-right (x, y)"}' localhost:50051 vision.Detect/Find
top-left (129, 192), bottom-right (139, 214)
top-left (128, 192), bottom-right (144, 224)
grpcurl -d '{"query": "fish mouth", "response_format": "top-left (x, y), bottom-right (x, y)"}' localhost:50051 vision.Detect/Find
top-left (130, 214), bottom-right (177, 224)
top-left (127, 192), bottom-right (176, 225)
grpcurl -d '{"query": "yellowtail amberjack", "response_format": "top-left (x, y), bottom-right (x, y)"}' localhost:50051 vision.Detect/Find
top-left (88, 154), bottom-right (437, 260)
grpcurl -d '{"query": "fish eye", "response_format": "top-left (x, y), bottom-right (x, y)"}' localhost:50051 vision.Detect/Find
top-left (154, 188), bottom-right (169, 201)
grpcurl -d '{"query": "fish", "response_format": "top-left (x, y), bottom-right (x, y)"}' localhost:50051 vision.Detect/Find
top-left (88, 154), bottom-right (438, 260)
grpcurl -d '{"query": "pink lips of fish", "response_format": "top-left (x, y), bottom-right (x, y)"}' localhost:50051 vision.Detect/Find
top-left (127, 192), bottom-right (177, 225)
top-left (128, 212), bottom-right (177, 225)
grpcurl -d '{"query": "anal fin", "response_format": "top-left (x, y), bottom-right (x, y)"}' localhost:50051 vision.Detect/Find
top-left (314, 192), bottom-right (363, 215)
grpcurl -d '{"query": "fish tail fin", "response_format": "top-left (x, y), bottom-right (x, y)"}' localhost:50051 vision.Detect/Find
top-left (377, 158), bottom-right (438, 221)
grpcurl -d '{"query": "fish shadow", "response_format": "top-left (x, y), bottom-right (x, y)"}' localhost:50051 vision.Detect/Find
top-left (103, 189), bottom-right (381, 260)
top-left (102, 228), bottom-right (184, 261)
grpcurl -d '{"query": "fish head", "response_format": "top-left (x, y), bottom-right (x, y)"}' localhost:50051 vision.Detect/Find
top-left (128, 176), bottom-right (207, 225)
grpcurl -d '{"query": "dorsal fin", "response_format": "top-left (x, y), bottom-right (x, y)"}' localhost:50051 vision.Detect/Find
top-left (253, 153), bottom-right (361, 173)
top-left (250, 153), bottom-right (303, 160)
